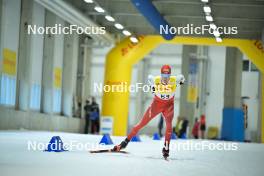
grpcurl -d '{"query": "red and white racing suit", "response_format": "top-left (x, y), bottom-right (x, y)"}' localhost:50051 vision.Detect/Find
top-left (127, 74), bottom-right (183, 146)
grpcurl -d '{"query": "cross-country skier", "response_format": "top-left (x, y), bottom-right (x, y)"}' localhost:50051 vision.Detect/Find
top-left (113, 65), bottom-right (185, 159)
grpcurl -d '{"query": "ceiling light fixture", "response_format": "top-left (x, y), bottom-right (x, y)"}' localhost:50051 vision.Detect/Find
top-left (216, 37), bottom-right (222, 42)
top-left (123, 30), bottom-right (131, 36)
top-left (203, 6), bottom-right (211, 13)
top-left (105, 15), bottom-right (115, 22)
top-left (114, 23), bottom-right (124, 30)
top-left (209, 23), bottom-right (217, 30)
top-left (130, 36), bottom-right (138, 43)
top-left (94, 6), bottom-right (105, 13)
top-left (205, 15), bottom-right (213, 21)
top-left (213, 30), bottom-right (220, 37)
top-left (84, 0), bottom-right (93, 3)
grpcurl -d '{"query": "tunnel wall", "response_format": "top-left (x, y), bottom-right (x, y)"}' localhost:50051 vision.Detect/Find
top-left (0, 0), bottom-right (84, 134)
top-left (0, 106), bottom-right (85, 133)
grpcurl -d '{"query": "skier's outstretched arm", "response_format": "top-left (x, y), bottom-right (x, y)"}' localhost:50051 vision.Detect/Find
top-left (148, 74), bottom-right (155, 94)
top-left (148, 74), bottom-right (154, 86)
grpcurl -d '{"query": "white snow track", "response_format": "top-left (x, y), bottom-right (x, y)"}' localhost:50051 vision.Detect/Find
top-left (0, 131), bottom-right (264, 176)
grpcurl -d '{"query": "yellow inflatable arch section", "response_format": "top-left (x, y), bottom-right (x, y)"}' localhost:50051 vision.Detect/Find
top-left (102, 35), bottom-right (264, 142)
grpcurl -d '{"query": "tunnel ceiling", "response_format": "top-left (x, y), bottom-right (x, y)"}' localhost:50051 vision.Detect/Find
top-left (66, 0), bottom-right (264, 40)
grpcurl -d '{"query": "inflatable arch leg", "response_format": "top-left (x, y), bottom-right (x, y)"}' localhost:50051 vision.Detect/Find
top-left (262, 75), bottom-right (264, 143)
top-left (101, 36), bottom-right (162, 136)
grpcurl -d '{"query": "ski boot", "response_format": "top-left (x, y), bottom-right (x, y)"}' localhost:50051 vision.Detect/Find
top-left (162, 147), bottom-right (169, 159)
top-left (112, 138), bottom-right (130, 152)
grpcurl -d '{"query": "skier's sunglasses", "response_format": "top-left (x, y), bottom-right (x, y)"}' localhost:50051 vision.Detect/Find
top-left (161, 74), bottom-right (171, 78)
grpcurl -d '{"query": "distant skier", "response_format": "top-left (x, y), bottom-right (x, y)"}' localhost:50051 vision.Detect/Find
top-left (113, 65), bottom-right (185, 159)
top-left (192, 118), bottom-right (200, 139)
top-left (178, 117), bottom-right (188, 138)
top-left (200, 114), bottom-right (206, 139)
top-left (90, 97), bottom-right (100, 134)
top-left (84, 100), bottom-right (92, 134)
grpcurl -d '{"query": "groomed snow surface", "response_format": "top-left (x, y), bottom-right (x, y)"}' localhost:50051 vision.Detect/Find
top-left (0, 131), bottom-right (264, 176)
